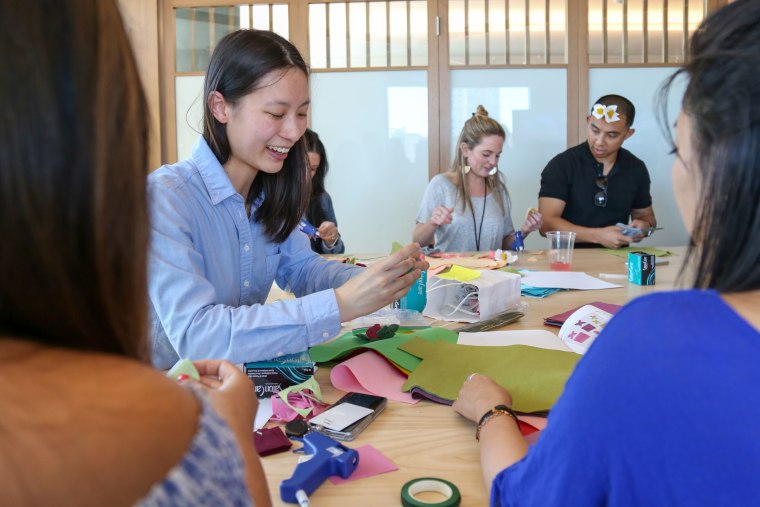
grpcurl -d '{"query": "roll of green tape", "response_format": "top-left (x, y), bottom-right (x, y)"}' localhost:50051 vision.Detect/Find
top-left (401, 477), bottom-right (461, 507)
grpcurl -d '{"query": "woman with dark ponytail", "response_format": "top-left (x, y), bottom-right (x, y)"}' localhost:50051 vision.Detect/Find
top-left (304, 128), bottom-right (345, 254)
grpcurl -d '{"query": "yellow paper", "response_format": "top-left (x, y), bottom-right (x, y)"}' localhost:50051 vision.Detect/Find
top-left (435, 265), bottom-right (481, 281)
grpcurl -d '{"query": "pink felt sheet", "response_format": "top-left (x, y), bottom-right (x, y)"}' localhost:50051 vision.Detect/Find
top-left (328, 445), bottom-right (398, 484)
top-left (330, 350), bottom-right (419, 404)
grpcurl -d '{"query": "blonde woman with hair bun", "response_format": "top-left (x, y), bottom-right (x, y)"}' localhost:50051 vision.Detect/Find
top-left (413, 105), bottom-right (541, 252)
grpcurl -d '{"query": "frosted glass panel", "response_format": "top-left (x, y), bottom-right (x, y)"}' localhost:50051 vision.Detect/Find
top-left (528, 0), bottom-right (547, 64)
top-left (348, 4), bottom-right (367, 67)
top-left (589, 0), bottom-right (705, 64)
top-left (449, 0), bottom-right (567, 66)
top-left (368, 2), bottom-right (388, 67)
top-left (589, 68), bottom-right (687, 248)
top-left (271, 4), bottom-right (289, 37)
top-left (468, 0), bottom-right (487, 66)
top-left (449, 0), bottom-right (466, 65)
top-left (329, 3), bottom-right (348, 68)
top-left (409, 2), bottom-right (427, 66)
top-left (311, 71), bottom-right (428, 252)
top-left (450, 69), bottom-right (566, 250)
top-left (175, 75), bottom-right (205, 162)
top-left (309, 4), bottom-right (327, 68)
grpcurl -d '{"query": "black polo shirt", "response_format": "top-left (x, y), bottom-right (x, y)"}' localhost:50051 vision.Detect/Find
top-left (539, 142), bottom-right (652, 239)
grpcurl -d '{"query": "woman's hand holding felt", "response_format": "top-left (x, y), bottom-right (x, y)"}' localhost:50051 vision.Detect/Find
top-left (190, 359), bottom-right (258, 434)
top-left (335, 243), bottom-right (429, 322)
top-left (452, 373), bottom-right (513, 423)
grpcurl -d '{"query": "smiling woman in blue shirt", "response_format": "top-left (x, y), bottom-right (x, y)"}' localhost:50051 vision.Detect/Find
top-left (148, 30), bottom-right (428, 369)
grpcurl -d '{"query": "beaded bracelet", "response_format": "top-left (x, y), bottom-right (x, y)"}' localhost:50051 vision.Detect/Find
top-left (475, 404), bottom-right (519, 441)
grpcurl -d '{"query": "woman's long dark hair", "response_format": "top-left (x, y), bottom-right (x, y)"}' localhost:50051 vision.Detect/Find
top-left (0, 0), bottom-right (150, 358)
top-left (659, 0), bottom-right (760, 292)
top-left (304, 128), bottom-right (329, 227)
top-left (202, 29), bottom-right (311, 243)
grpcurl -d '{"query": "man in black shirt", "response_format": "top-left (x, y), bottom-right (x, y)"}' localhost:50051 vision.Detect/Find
top-left (538, 95), bottom-right (657, 248)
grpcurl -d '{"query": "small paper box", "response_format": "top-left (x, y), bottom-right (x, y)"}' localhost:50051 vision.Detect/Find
top-left (244, 351), bottom-right (315, 398)
top-left (627, 251), bottom-right (655, 286)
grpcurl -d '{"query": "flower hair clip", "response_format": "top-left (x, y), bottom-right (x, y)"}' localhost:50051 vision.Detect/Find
top-left (591, 103), bottom-right (621, 123)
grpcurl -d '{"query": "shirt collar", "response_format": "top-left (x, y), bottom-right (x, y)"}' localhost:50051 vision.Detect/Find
top-left (579, 142), bottom-right (607, 175)
top-left (191, 136), bottom-right (238, 206)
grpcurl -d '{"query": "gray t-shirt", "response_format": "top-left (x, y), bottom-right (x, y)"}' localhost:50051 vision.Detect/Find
top-left (415, 174), bottom-right (515, 252)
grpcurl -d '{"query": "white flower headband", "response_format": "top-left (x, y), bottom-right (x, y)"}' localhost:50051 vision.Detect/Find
top-left (591, 103), bottom-right (621, 123)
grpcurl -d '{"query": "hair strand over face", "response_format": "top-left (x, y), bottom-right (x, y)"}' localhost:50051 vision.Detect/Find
top-left (658, 0), bottom-right (760, 292)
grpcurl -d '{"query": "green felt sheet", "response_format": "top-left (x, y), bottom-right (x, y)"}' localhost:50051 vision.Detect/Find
top-left (598, 246), bottom-right (677, 258)
top-left (400, 337), bottom-right (580, 414)
top-left (309, 327), bottom-right (458, 372)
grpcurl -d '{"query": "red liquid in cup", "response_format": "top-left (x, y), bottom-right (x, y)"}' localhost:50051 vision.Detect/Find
top-left (550, 261), bottom-right (572, 271)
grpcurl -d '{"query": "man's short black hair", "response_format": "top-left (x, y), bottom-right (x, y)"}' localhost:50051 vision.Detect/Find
top-left (591, 94), bottom-right (636, 127)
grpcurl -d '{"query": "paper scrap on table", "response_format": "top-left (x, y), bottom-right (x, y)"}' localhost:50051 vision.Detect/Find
top-left (253, 398), bottom-right (273, 431)
top-left (329, 445), bottom-right (398, 484)
top-left (434, 265), bottom-right (481, 281)
top-left (520, 271), bottom-right (622, 290)
top-left (558, 304), bottom-right (614, 354)
top-left (457, 330), bottom-right (572, 352)
top-left (331, 351), bottom-right (419, 404)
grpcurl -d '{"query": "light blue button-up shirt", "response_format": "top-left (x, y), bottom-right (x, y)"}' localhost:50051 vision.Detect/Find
top-left (148, 137), bottom-right (360, 369)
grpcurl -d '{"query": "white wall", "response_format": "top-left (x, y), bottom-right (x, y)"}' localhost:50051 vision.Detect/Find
top-left (450, 68), bottom-right (568, 251)
top-left (311, 71), bottom-right (429, 253)
top-left (589, 67), bottom-right (688, 248)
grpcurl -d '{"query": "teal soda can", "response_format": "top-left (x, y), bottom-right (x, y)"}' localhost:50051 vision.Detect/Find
top-left (390, 270), bottom-right (427, 312)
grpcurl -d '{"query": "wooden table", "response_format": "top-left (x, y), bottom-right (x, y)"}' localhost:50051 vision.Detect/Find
top-left (261, 247), bottom-right (684, 506)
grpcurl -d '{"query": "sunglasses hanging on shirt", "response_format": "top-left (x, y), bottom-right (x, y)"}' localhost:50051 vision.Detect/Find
top-left (594, 174), bottom-right (608, 207)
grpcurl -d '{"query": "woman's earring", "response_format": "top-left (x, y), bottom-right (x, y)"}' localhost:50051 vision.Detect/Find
top-left (488, 167), bottom-right (497, 176)
top-left (463, 165), bottom-right (471, 174)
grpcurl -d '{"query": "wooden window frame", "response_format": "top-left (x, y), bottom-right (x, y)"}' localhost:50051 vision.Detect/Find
top-left (158, 0), bottom-right (728, 167)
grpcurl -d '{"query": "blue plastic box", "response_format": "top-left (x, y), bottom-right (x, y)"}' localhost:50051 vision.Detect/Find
top-left (244, 351), bottom-right (315, 398)
top-left (627, 251), bottom-right (656, 285)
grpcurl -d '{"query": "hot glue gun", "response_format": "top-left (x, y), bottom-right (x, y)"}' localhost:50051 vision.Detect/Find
top-left (280, 432), bottom-right (359, 506)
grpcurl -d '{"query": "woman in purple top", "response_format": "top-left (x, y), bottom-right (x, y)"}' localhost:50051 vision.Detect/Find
top-left (452, 2), bottom-right (760, 505)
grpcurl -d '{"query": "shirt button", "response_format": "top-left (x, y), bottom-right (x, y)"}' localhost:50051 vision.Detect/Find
top-left (243, 280), bottom-right (250, 287)
top-left (322, 331), bottom-right (329, 338)
top-left (244, 244), bottom-right (250, 252)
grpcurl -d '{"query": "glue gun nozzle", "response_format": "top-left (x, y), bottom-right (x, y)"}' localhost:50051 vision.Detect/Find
top-left (296, 489), bottom-right (310, 507)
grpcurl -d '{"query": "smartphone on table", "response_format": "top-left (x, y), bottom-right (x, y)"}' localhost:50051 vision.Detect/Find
top-left (307, 392), bottom-right (387, 441)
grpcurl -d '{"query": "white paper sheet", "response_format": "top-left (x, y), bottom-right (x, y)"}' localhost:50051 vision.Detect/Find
top-left (457, 329), bottom-right (573, 352)
top-left (520, 271), bottom-right (622, 290)
top-left (253, 397), bottom-right (273, 431)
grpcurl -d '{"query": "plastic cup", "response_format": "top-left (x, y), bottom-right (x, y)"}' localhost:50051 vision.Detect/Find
top-left (547, 231), bottom-right (576, 271)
